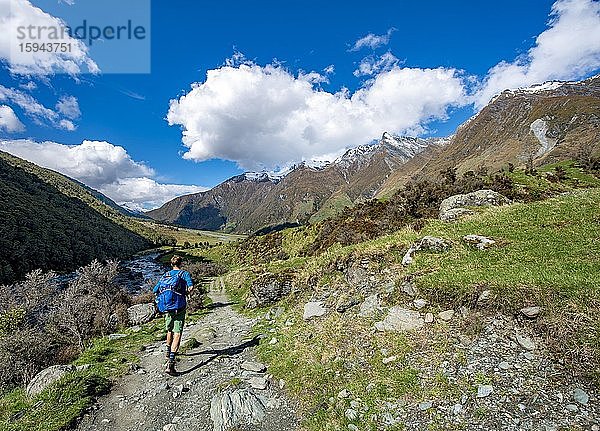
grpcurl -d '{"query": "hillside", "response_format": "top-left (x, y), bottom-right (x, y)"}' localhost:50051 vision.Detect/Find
top-left (378, 75), bottom-right (600, 197)
top-left (197, 167), bottom-right (600, 430)
top-left (0, 155), bottom-right (151, 284)
top-left (148, 134), bottom-right (446, 233)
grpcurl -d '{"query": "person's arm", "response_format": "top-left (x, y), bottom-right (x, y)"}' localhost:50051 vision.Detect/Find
top-left (183, 271), bottom-right (194, 294)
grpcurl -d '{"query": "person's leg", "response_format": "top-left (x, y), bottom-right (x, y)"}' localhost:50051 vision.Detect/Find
top-left (167, 309), bottom-right (186, 373)
top-left (164, 312), bottom-right (175, 361)
top-left (171, 332), bottom-right (182, 353)
top-left (166, 331), bottom-right (173, 358)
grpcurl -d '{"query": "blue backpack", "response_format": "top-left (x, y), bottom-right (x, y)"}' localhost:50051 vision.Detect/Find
top-left (154, 270), bottom-right (187, 313)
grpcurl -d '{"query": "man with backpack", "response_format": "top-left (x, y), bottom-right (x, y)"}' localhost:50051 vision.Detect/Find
top-left (153, 255), bottom-right (194, 375)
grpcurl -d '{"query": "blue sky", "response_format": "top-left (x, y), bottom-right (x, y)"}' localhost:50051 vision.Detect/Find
top-left (1, 0), bottom-right (599, 210)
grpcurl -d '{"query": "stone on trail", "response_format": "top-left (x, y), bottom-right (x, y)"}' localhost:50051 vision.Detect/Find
top-left (424, 313), bottom-right (434, 323)
top-left (241, 361), bottom-right (267, 373)
top-left (359, 294), bottom-right (380, 317)
top-left (375, 307), bottom-right (424, 332)
top-left (419, 401), bottom-right (433, 411)
top-left (400, 280), bottom-right (418, 297)
top-left (210, 389), bottom-right (268, 431)
top-left (478, 290), bottom-right (492, 302)
top-left (477, 384), bottom-right (494, 398)
top-left (413, 298), bottom-right (428, 309)
top-left (516, 333), bottom-right (536, 351)
top-left (303, 301), bottom-right (327, 320)
top-left (26, 364), bottom-right (75, 397)
top-left (248, 376), bottom-right (268, 390)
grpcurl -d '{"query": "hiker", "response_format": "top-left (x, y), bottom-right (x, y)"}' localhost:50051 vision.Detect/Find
top-left (153, 255), bottom-right (194, 375)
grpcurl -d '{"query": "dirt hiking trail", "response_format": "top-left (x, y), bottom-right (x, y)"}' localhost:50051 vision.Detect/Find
top-left (77, 280), bottom-right (299, 431)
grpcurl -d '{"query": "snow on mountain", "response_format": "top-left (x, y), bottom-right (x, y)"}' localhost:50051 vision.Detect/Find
top-left (243, 131), bottom-right (444, 182)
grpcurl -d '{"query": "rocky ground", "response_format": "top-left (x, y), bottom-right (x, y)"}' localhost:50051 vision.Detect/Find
top-left (76, 281), bottom-right (298, 431)
top-left (371, 310), bottom-right (599, 430)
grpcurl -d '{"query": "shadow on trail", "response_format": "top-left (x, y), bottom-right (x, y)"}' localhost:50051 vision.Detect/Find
top-left (203, 301), bottom-right (237, 310)
top-left (176, 335), bottom-right (261, 376)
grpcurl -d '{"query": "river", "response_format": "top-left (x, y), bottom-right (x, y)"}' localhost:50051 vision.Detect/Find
top-left (114, 251), bottom-right (169, 294)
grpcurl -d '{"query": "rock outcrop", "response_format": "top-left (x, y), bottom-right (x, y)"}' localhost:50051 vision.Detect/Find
top-left (439, 190), bottom-right (511, 221)
top-left (27, 364), bottom-right (76, 397)
top-left (249, 273), bottom-right (294, 308)
top-left (402, 236), bottom-right (451, 265)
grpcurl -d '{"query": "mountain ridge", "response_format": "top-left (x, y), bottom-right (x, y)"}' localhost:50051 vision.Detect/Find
top-left (148, 74), bottom-right (600, 233)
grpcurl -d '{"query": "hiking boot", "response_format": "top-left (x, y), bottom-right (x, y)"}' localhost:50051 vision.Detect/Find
top-left (164, 360), bottom-right (176, 375)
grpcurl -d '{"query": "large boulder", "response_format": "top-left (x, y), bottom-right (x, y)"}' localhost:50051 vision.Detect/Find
top-left (127, 303), bottom-right (156, 326)
top-left (249, 273), bottom-right (294, 308)
top-left (439, 190), bottom-right (511, 221)
top-left (26, 364), bottom-right (75, 397)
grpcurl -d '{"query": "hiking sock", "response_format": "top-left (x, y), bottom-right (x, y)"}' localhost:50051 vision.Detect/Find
top-left (169, 351), bottom-right (176, 363)
top-left (166, 345), bottom-right (171, 358)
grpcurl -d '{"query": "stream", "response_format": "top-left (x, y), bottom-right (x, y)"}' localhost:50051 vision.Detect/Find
top-left (114, 251), bottom-right (169, 294)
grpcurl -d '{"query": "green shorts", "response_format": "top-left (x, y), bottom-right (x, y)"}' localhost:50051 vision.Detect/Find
top-left (164, 308), bottom-right (186, 334)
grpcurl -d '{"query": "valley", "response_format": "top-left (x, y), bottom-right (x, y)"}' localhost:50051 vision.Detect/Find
top-left (0, 75), bottom-right (599, 431)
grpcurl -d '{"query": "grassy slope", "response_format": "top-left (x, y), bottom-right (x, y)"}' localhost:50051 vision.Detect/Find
top-left (219, 185), bottom-right (600, 430)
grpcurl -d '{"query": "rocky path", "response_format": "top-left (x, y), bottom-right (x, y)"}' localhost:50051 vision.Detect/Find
top-left (77, 280), bottom-right (298, 431)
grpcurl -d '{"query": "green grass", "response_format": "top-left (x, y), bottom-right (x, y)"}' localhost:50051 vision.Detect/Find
top-left (0, 371), bottom-right (110, 431)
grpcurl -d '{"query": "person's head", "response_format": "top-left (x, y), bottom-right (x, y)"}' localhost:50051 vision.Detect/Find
top-left (171, 255), bottom-right (183, 268)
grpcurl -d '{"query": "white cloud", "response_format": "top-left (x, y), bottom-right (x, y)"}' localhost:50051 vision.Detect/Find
top-left (0, 105), bottom-right (25, 132)
top-left (0, 84), bottom-right (79, 130)
top-left (101, 178), bottom-right (207, 212)
top-left (0, 139), bottom-right (207, 210)
top-left (350, 28), bottom-right (395, 51)
top-left (55, 95), bottom-right (80, 119)
top-left (475, 0), bottom-right (600, 107)
top-left (354, 51), bottom-right (400, 77)
top-left (167, 62), bottom-right (467, 171)
top-left (323, 64), bottom-right (335, 75)
top-left (0, 0), bottom-right (98, 75)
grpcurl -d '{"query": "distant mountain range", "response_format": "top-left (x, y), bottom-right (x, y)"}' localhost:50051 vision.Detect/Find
top-left (147, 133), bottom-right (448, 233)
top-left (149, 75), bottom-right (600, 233)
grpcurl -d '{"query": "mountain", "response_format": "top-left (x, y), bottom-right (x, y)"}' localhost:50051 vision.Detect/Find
top-left (378, 75), bottom-right (600, 196)
top-left (0, 151), bottom-right (154, 284)
top-left (147, 133), bottom-right (446, 233)
top-left (149, 75), bottom-right (599, 233)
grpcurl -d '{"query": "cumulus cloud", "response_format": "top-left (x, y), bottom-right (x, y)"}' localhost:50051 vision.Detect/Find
top-left (0, 139), bottom-right (206, 210)
top-left (475, 0), bottom-right (600, 107)
top-left (354, 51), bottom-right (400, 77)
top-left (167, 63), bottom-right (467, 170)
top-left (0, 0), bottom-right (98, 75)
top-left (0, 105), bottom-right (25, 132)
top-left (350, 28), bottom-right (395, 51)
